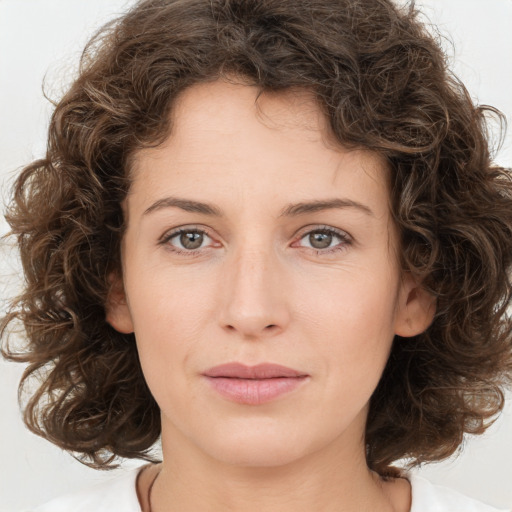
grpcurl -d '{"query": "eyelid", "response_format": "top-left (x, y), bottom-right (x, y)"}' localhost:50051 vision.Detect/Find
top-left (160, 223), bottom-right (206, 236)
top-left (294, 224), bottom-right (352, 241)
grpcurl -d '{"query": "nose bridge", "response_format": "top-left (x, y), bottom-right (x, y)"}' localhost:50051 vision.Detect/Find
top-left (219, 236), bottom-right (289, 338)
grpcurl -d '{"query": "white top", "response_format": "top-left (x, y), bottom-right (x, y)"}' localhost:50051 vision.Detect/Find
top-left (28, 467), bottom-right (510, 512)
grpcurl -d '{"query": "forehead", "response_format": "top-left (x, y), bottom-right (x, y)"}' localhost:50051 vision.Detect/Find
top-left (173, 80), bottom-right (330, 138)
top-left (128, 79), bottom-right (391, 217)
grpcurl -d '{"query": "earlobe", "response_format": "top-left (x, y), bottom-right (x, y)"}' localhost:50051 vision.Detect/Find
top-left (394, 274), bottom-right (436, 337)
top-left (105, 273), bottom-right (134, 334)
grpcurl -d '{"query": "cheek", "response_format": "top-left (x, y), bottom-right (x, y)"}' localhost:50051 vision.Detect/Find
top-left (125, 263), bottom-right (218, 386)
top-left (298, 268), bottom-right (398, 390)
top-left (299, 266), bottom-right (399, 339)
top-left (126, 256), bottom-right (213, 330)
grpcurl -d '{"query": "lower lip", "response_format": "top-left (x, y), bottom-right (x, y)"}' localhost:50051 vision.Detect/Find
top-left (204, 376), bottom-right (308, 405)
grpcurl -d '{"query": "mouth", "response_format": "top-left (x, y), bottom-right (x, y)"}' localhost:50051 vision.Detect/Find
top-left (202, 363), bottom-right (309, 405)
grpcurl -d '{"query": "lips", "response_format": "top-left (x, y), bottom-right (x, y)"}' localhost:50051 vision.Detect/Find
top-left (203, 362), bottom-right (308, 379)
top-left (202, 363), bottom-right (309, 405)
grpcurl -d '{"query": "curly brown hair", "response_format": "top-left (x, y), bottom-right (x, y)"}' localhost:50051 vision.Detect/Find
top-left (2, 0), bottom-right (512, 477)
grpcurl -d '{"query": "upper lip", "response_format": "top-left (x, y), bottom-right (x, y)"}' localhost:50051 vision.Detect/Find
top-left (203, 363), bottom-right (308, 379)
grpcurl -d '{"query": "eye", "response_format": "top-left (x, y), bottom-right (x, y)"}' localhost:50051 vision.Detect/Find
top-left (295, 227), bottom-right (351, 253)
top-left (161, 227), bottom-right (215, 253)
top-left (160, 225), bottom-right (350, 256)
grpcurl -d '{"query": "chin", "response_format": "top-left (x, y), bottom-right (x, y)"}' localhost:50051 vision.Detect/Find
top-left (197, 423), bottom-right (323, 469)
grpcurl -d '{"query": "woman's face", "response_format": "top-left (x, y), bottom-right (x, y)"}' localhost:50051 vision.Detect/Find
top-left (108, 80), bottom-right (431, 468)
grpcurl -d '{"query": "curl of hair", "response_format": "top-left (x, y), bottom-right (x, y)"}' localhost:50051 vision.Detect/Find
top-left (2, 0), bottom-right (512, 474)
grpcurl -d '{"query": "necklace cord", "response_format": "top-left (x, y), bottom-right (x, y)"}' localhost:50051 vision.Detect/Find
top-left (147, 468), bottom-right (160, 512)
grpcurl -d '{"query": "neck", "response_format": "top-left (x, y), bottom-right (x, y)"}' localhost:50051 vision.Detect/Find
top-left (146, 422), bottom-right (410, 512)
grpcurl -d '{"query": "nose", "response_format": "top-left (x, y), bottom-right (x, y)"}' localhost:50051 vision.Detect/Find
top-left (218, 245), bottom-right (291, 340)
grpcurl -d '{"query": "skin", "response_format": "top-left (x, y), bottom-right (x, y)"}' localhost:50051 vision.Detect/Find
top-left (107, 79), bottom-right (434, 512)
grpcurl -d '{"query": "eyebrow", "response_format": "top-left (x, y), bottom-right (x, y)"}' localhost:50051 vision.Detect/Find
top-left (143, 196), bottom-right (374, 218)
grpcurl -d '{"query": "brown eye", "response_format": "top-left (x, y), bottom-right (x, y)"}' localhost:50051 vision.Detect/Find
top-left (179, 231), bottom-right (204, 250)
top-left (309, 232), bottom-right (333, 249)
top-left (163, 228), bottom-right (213, 252)
top-left (296, 227), bottom-right (351, 253)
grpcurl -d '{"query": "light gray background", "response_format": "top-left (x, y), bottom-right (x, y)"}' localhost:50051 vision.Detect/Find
top-left (1, 0), bottom-right (511, 510)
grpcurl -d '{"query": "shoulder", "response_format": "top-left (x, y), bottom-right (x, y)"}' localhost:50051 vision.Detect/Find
top-left (26, 467), bottom-right (142, 512)
top-left (409, 474), bottom-right (510, 512)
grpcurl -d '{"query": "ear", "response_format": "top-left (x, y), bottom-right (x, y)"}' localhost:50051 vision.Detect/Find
top-left (105, 272), bottom-right (134, 334)
top-left (394, 273), bottom-right (436, 337)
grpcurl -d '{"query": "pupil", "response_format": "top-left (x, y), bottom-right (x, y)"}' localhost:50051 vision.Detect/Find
top-left (180, 231), bottom-right (203, 249)
top-left (309, 232), bottom-right (332, 249)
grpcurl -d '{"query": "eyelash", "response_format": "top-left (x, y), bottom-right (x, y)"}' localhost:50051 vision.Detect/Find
top-left (159, 225), bottom-right (352, 257)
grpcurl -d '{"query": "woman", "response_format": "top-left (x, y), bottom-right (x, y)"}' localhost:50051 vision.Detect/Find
top-left (2, 0), bottom-right (512, 510)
